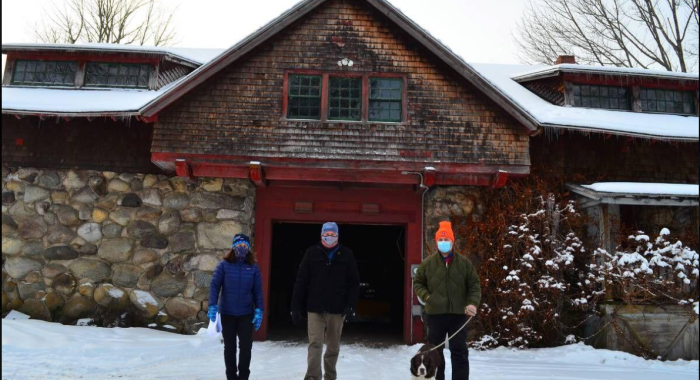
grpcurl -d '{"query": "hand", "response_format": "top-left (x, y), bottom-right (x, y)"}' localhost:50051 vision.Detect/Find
top-left (465, 305), bottom-right (478, 317)
top-left (207, 305), bottom-right (219, 322)
top-left (291, 310), bottom-right (304, 325)
top-left (252, 308), bottom-right (263, 331)
top-left (342, 306), bottom-right (356, 322)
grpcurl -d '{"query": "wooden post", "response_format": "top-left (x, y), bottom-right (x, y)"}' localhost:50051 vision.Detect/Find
top-left (3, 58), bottom-right (16, 86)
top-left (631, 86), bottom-right (642, 112)
top-left (75, 62), bottom-right (87, 88)
top-left (563, 81), bottom-right (575, 107)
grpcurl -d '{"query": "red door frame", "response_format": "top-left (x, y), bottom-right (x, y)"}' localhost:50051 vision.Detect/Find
top-left (253, 184), bottom-right (425, 345)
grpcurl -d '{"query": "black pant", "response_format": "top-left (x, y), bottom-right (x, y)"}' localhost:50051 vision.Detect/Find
top-left (428, 314), bottom-right (470, 380)
top-left (221, 314), bottom-right (254, 380)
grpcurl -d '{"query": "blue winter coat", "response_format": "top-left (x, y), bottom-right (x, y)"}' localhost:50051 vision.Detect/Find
top-left (209, 260), bottom-right (264, 317)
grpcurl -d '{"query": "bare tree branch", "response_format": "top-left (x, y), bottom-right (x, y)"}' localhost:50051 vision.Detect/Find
top-left (515, 0), bottom-right (699, 72)
top-left (33, 0), bottom-right (177, 47)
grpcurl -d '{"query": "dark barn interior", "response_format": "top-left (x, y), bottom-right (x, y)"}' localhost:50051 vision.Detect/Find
top-left (268, 222), bottom-right (406, 346)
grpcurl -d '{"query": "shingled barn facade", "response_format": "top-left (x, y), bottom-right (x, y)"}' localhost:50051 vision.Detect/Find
top-left (2, 0), bottom-right (698, 348)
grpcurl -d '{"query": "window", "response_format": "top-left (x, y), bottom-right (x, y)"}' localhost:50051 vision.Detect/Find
top-left (572, 84), bottom-right (630, 110)
top-left (640, 89), bottom-right (695, 115)
top-left (369, 78), bottom-right (403, 122)
top-left (328, 77), bottom-right (362, 121)
top-left (287, 75), bottom-right (322, 120)
top-left (12, 60), bottom-right (77, 86)
top-left (284, 73), bottom-right (405, 122)
top-left (85, 62), bottom-right (151, 89)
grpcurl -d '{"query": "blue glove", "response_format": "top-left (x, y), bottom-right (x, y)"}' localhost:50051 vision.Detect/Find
top-left (207, 305), bottom-right (219, 322)
top-left (252, 308), bottom-right (263, 331)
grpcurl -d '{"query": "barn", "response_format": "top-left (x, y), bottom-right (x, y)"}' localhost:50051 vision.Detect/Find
top-left (2, 0), bottom-right (698, 352)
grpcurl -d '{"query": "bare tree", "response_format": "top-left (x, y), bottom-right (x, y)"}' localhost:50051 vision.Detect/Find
top-left (515, 0), bottom-right (700, 72)
top-left (33, 0), bottom-right (177, 47)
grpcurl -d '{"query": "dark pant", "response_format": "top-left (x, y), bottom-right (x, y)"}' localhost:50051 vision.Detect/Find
top-left (428, 314), bottom-right (470, 380)
top-left (221, 314), bottom-right (254, 380)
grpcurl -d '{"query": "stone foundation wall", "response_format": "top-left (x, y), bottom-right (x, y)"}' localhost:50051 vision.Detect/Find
top-left (1, 166), bottom-right (255, 334)
top-left (424, 186), bottom-right (487, 260)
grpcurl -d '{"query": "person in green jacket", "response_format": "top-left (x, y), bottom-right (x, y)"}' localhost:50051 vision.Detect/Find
top-left (414, 221), bottom-right (481, 380)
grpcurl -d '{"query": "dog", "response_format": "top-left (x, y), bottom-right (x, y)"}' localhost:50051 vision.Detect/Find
top-left (410, 344), bottom-right (443, 380)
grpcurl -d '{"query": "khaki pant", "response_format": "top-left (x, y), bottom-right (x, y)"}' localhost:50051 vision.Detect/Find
top-left (305, 312), bottom-right (345, 380)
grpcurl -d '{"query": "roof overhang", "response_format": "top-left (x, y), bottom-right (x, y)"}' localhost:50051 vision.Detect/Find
top-left (512, 65), bottom-right (700, 83)
top-left (567, 183), bottom-right (699, 208)
top-left (2, 43), bottom-right (206, 68)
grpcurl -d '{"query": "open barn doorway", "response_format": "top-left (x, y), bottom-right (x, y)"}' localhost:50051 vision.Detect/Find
top-left (267, 222), bottom-right (406, 346)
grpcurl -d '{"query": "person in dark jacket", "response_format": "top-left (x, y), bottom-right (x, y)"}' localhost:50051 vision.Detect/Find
top-left (414, 221), bottom-right (482, 380)
top-left (208, 234), bottom-right (264, 380)
top-left (291, 222), bottom-right (360, 380)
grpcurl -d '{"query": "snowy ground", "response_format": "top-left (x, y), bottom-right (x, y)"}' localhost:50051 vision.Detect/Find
top-left (2, 318), bottom-right (698, 380)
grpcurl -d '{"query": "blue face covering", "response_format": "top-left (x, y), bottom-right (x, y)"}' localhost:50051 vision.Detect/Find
top-left (322, 235), bottom-right (339, 247)
top-left (438, 241), bottom-right (452, 254)
top-left (233, 245), bottom-right (249, 261)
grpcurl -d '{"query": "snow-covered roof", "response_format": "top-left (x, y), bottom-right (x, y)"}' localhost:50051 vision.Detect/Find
top-left (512, 64), bottom-right (700, 82)
top-left (567, 182), bottom-right (699, 207)
top-left (471, 64), bottom-right (699, 141)
top-left (1, 80), bottom-right (181, 116)
top-left (583, 183), bottom-right (699, 197)
top-left (2, 43), bottom-right (225, 66)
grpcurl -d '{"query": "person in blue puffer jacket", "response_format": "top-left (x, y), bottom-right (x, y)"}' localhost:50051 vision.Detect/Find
top-left (208, 234), bottom-right (264, 380)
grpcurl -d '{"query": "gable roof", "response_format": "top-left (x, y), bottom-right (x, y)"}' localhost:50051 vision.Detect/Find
top-left (138, 0), bottom-right (540, 134)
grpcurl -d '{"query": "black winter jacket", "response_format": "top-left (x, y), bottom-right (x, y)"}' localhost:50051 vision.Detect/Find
top-left (292, 244), bottom-right (360, 315)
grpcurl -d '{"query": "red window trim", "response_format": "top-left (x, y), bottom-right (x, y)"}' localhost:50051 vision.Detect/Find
top-left (282, 70), bottom-right (408, 124)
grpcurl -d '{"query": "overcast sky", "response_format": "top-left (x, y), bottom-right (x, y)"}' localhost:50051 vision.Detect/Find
top-left (1, 0), bottom-right (528, 65)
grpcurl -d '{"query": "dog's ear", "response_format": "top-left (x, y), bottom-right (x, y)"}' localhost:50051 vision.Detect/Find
top-left (410, 356), bottom-right (419, 375)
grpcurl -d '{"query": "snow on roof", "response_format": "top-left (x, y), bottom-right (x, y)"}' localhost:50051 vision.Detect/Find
top-left (470, 63), bottom-right (699, 141)
top-left (2, 43), bottom-right (225, 66)
top-left (1, 81), bottom-right (181, 116)
top-left (582, 183), bottom-right (699, 197)
top-left (512, 64), bottom-right (700, 82)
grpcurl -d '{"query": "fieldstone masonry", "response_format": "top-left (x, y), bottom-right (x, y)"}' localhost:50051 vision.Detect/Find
top-left (1, 166), bottom-right (255, 334)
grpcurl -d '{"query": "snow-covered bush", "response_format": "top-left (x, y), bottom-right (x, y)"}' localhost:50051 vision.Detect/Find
top-left (587, 229), bottom-right (699, 307)
top-left (473, 193), bottom-right (594, 349)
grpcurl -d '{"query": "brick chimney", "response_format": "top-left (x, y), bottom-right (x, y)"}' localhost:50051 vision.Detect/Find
top-left (555, 55), bottom-right (577, 65)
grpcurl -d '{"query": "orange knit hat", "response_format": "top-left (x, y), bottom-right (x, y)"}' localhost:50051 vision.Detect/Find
top-left (435, 221), bottom-right (455, 242)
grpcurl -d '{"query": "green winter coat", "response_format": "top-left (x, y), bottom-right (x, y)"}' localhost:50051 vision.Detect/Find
top-left (413, 251), bottom-right (481, 315)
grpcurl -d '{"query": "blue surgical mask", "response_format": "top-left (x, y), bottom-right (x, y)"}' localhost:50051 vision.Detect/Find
top-left (322, 235), bottom-right (339, 247)
top-left (438, 241), bottom-right (452, 254)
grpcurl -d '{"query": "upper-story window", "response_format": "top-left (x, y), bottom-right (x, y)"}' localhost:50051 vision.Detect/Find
top-left (369, 78), bottom-right (403, 122)
top-left (572, 84), bottom-right (630, 111)
top-left (640, 89), bottom-right (695, 115)
top-left (85, 62), bottom-right (151, 89)
top-left (12, 60), bottom-right (77, 87)
top-left (286, 72), bottom-right (406, 123)
top-left (287, 75), bottom-right (322, 120)
top-left (329, 77), bottom-right (362, 121)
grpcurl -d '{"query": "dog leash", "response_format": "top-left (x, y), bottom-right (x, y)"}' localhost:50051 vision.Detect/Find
top-left (427, 316), bottom-right (474, 352)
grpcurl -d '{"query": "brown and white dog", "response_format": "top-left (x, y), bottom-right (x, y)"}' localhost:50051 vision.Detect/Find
top-left (410, 344), bottom-right (443, 380)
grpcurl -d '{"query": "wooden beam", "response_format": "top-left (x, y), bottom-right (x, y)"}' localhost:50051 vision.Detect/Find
top-left (175, 159), bottom-right (193, 179)
top-left (423, 168), bottom-right (437, 188)
top-left (249, 162), bottom-right (267, 187)
top-left (492, 170), bottom-right (510, 189)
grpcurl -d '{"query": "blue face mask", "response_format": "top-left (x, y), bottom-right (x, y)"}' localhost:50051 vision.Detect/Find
top-left (438, 241), bottom-right (452, 254)
top-left (233, 245), bottom-right (249, 260)
top-left (322, 235), bottom-right (339, 247)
